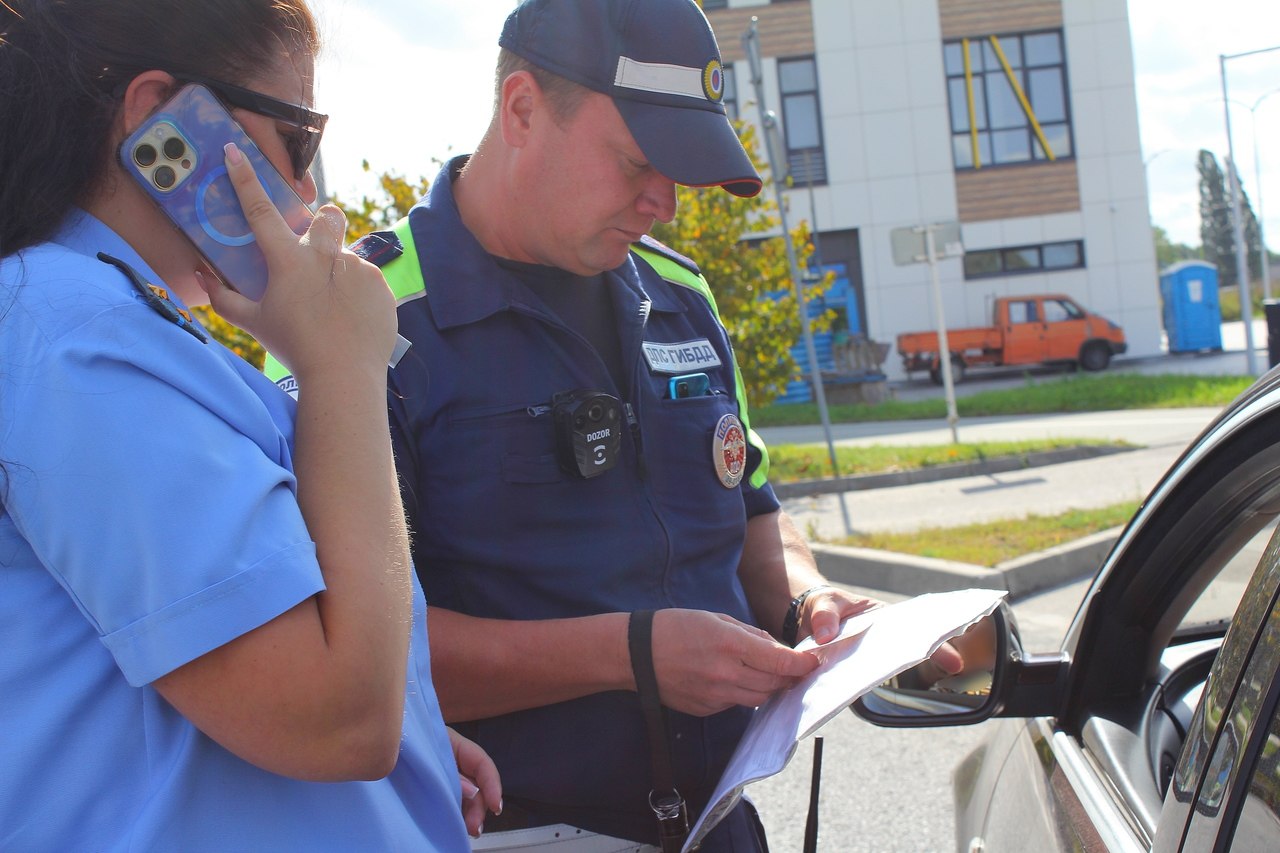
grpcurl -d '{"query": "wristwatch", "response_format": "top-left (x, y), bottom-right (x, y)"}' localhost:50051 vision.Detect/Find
top-left (782, 585), bottom-right (830, 647)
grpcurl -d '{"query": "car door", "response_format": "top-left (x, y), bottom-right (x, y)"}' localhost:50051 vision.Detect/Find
top-left (1041, 297), bottom-right (1089, 362)
top-left (858, 373), bottom-right (1280, 853)
top-left (1001, 298), bottom-right (1045, 365)
top-left (962, 372), bottom-right (1280, 853)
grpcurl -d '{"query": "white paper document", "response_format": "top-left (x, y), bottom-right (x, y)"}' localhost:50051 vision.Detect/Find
top-left (683, 587), bottom-right (1008, 851)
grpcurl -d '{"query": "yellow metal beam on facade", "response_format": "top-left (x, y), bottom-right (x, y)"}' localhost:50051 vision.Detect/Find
top-left (987, 35), bottom-right (1055, 160)
top-left (962, 38), bottom-right (981, 169)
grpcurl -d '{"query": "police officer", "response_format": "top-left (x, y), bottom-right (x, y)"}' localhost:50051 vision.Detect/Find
top-left (271, 0), bottom-right (880, 849)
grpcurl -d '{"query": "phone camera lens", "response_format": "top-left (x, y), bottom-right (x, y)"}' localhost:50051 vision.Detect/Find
top-left (134, 144), bottom-right (157, 167)
top-left (153, 165), bottom-right (177, 190)
top-left (163, 137), bottom-right (186, 161)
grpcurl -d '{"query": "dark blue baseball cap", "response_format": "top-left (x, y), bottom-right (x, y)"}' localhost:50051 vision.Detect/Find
top-left (499, 0), bottom-right (763, 198)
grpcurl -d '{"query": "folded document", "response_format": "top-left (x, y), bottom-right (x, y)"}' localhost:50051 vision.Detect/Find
top-left (683, 587), bottom-right (1008, 851)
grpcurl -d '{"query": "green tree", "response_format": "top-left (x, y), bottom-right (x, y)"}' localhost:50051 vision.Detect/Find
top-left (1152, 225), bottom-right (1201, 269)
top-left (1197, 149), bottom-right (1263, 289)
top-left (1199, 149), bottom-right (1234, 285)
top-left (1229, 157), bottom-right (1264, 282)
top-left (651, 124), bottom-right (830, 408)
top-left (330, 160), bottom-right (430, 244)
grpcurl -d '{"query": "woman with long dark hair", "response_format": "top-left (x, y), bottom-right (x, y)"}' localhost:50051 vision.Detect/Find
top-left (0, 1), bottom-right (498, 848)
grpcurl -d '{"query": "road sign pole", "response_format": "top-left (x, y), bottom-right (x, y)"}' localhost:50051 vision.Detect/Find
top-left (922, 225), bottom-right (960, 443)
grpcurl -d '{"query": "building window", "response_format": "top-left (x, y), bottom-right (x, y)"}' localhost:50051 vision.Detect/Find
top-left (962, 240), bottom-right (1085, 279)
top-left (722, 65), bottom-right (738, 122)
top-left (943, 30), bottom-right (1073, 170)
top-left (778, 56), bottom-right (827, 185)
top-left (702, 0), bottom-right (727, 9)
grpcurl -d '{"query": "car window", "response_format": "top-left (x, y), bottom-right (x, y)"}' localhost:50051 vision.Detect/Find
top-left (1185, 583), bottom-right (1280, 849)
top-left (1171, 527), bottom-right (1280, 849)
top-left (1007, 300), bottom-right (1036, 324)
top-left (1177, 518), bottom-right (1275, 634)
top-left (1043, 300), bottom-right (1075, 323)
top-left (1231, 699), bottom-right (1280, 849)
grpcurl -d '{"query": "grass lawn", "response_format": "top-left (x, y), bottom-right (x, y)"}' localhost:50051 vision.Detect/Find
top-left (831, 501), bottom-right (1140, 567)
top-left (766, 438), bottom-right (1128, 483)
top-left (750, 372), bottom-right (1252, 428)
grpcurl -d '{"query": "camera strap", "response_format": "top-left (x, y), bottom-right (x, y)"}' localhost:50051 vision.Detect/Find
top-left (628, 610), bottom-right (691, 853)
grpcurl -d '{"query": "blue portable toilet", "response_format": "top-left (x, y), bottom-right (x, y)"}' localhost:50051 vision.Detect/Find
top-left (1160, 260), bottom-right (1222, 353)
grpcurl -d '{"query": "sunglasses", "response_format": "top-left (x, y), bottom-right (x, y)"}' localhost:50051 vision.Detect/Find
top-left (171, 73), bottom-right (328, 181)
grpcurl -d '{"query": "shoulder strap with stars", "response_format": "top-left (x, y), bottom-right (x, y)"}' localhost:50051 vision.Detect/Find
top-left (97, 253), bottom-right (207, 344)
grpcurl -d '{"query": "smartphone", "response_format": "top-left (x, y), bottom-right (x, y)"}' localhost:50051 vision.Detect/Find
top-left (669, 372), bottom-right (711, 399)
top-left (118, 83), bottom-right (312, 301)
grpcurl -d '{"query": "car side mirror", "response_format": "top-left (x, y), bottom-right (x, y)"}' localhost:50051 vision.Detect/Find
top-left (851, 602), bottom-right (1070, 726)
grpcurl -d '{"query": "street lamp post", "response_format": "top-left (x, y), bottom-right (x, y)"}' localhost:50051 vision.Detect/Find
top-left (743, 17), bottom-right (852, 537)
top-left (1221, 45), bottom-right (1280, 376)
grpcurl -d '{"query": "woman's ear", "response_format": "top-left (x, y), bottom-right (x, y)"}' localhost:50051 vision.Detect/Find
top-left (119, 70), bottom-right (179, 136)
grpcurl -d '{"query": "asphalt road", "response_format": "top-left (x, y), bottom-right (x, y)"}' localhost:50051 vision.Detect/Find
top-left (740, 325), bottom-right (1268, 851)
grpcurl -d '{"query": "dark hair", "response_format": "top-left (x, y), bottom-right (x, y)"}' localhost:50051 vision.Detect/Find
top-left (0, 0), bottom-right (320, 257)
top-left (494, 48), bottom-right (590, 127)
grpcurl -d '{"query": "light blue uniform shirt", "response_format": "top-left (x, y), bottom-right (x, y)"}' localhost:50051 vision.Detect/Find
top-left (0, 211), bottom-right (469, 851)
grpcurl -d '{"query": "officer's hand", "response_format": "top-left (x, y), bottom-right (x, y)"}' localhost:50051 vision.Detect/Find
top-left (201, 142), bottom-right (397, 380)
top-left (649, 609), bottom-right (819, 716)
top-left (800, 587), bottom-right (883, 645)
top-left (448, 727), bottom-right (502, 838)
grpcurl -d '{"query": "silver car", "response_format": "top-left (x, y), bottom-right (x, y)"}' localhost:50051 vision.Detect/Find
top-left (855, 369), bottom-right (1280, 852)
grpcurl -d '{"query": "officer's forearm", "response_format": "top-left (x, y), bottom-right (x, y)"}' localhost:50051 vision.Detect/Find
top-left (426, 607), bottom-right (634, 722)
top-left (737, 509), bottom-right (826, 640)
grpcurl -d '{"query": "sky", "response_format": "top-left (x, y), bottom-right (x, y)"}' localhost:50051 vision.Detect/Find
top-left (307, 0), bottom-right (1280, 249)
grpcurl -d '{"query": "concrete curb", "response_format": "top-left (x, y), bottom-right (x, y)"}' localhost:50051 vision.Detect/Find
top-left (773, 444), bottom-right (1132, 500)
top-left (812, 526), bottom-right (1122, 600)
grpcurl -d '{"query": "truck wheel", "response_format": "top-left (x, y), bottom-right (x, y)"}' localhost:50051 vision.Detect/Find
top-left (929, 355), bottom-right (966, 385)
top-left (1080, 341), bottom-right (1111, 372)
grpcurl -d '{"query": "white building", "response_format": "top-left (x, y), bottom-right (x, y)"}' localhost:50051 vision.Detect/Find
top-left (704, 0), bottom-right (1160, 383)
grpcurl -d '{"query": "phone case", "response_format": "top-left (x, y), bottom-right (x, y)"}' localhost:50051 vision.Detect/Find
top-left (118, 83), bottom-right (312, 301)
top-left (669, 372), bottom-right (712, 399)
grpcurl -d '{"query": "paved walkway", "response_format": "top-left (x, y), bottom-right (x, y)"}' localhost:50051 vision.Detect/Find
top-left (761, 408), bottom-right (1219, 539)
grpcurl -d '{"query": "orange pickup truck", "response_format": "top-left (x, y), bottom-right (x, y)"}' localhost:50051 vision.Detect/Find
top-left (896, 294), bottom-right (1127, 384)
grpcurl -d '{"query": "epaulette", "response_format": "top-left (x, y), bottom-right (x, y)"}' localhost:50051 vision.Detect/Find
top-left (350, 230), bottom-right (404, 268)
top-left (97, 253), bottom-right (208, 343)
top-left (635, 234), bottom-right (701, 276)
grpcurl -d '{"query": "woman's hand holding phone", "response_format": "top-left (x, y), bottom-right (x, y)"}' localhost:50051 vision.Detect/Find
top-left (200, 143), bottom-right (397, 384)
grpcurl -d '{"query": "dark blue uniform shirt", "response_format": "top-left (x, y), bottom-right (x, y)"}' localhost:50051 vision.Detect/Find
top-left (387, 157), bottom-right (780, 845)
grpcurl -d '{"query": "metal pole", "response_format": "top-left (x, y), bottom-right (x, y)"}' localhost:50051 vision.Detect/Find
top-left (1222, 54), bottom-right (1259, 375)
top-left (744, 19), bottom-right (852, 536)
top-left (922, 225), bottom-right (960, 443)
top-left (1250, 93), bottom-right (1274, 301)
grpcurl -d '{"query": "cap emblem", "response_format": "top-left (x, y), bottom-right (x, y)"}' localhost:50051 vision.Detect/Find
top-left (703, 59), bottom-right (724, 103)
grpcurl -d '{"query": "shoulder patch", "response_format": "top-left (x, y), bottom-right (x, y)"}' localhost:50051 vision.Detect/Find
top-left (350, 230), bottom-right (404, 268)
top-left (635, 234), bottom-right (700, 276)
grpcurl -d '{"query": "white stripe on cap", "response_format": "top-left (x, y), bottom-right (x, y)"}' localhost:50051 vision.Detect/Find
top-left (614, 56), bottom-right (706, 101)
